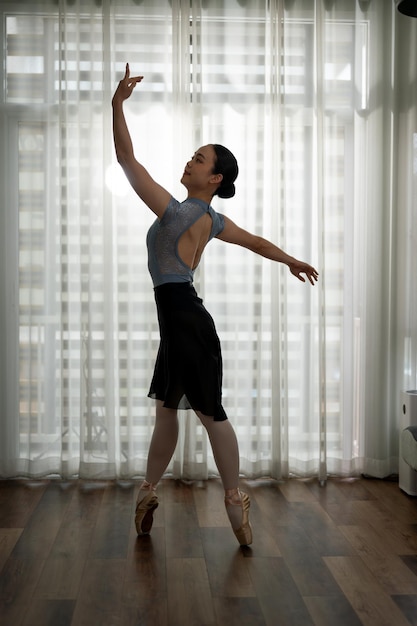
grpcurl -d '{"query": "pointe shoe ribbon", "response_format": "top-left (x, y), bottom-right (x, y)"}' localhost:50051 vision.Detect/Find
top-left (224, 489), bottom-right (253, 546)
top-left (135, 484), bottom-right (159, 535)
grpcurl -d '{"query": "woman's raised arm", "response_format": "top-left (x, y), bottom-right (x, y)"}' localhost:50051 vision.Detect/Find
top-left (112, 64), bottom-right (171, 218)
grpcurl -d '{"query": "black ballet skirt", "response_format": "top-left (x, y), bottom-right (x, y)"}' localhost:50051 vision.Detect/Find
top-left (148, 282), bottom-right (228, 421)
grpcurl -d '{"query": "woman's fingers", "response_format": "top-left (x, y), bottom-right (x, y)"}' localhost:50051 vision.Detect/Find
top-left (123, 64), bottom-right (143, 88)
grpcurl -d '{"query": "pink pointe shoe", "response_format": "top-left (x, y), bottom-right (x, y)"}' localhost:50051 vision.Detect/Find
top-left (224, 488), bottom-right (253, 546)
top-left (135, 481), bottom-right (159, 535)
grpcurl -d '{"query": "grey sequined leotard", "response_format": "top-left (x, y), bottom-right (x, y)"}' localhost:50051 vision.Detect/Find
top-left (146, 197), bottom-right (225, 287)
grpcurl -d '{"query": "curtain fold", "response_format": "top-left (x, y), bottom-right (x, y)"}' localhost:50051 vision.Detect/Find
top-left (0, 0), bottom-right (416, 481)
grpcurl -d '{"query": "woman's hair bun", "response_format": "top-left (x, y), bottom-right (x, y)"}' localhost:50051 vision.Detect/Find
top-left (212, 144), bottom-right (238, 200)
top-left (217, 183), bottom-right (235, 199)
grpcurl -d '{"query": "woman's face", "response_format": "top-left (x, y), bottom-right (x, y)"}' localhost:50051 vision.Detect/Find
top-left (181, 144), bottom-right (222, 192)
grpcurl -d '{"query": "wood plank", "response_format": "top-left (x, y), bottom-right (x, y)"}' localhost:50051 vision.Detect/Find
top-left (391, 595), bottom-right (417, 626)
top-left (251, 479), bottom-right (299, 528)
top-left (70, 559), bottom-right (125, 626)
top-left (274, 524), bottom-right (343, 596)
top-left (303, 595), bottom-right (363, 626)
top-left (164, 480), bottom-right (204, 558)
top-left (291, 501), bottom-right (356, 556)
top-left (193, 479), bottom-right (229, 528)
top-left (122, 527), bottom-right (168, 626)
top-left (89, 482), bottom-right (133, 560)
top-left (306, 477), bottom-right (354, 507)
top-left (49, 480), bottom-right (105, 558)
top-left (0, 529), bottom-right (23, 573)
top-left (339, 524), bottom-right (417, 594)
top-left (21, 599), bottom-right (75, 626)
top-left (34, 557), bottom-right (86, 600)
top-left (278, 478), bottom-right (317, 503)
top-left (246, 557), bottom-right (314, 625)
top-left (400, 554), bottom-right (417, 576)
top-left (0, 558), bottom-right (46, 626)
top-left (240, 483), bottom-right (282, 556)
top-left (119, 600), bottom-right (168, 626)
top-left (201, 527), bottom-right (255, 597)
top-left (213, 596), bottom-right (266, 626)
top-left (333, 477), bottom-right (376, 501)
top-left (127, 529), bottom-right (167, 596)
top-left (0, 481), bottom-right (47, 528)
top-left (324, 556), bottom-right (412, 626)
top-left (325, 495), bottom-right (417, 552)
top-left (10, 482), bottom-right (74, 560)
top-left (352, 501), bottom-right (417, 554)
top-left (34, 481), bottom-right (106, 600)
top-left (361, 479), bottom-right (417, 524)
top-left (324, 499), bottom-right (367, 526)
top-left (166, 557), bottom-right (216, 625)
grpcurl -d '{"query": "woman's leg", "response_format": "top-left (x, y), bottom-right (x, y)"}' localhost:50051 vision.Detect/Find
top-left (144, 399), bottom-right (179, 485)
top-left (196, 412), bottom-right (239, 490)
top-left (138, 400), bottom-right (179, 498)
top-left (196, 412), bottom-right (246, 532)
top-left (135, 400), bottom-right (179, 535)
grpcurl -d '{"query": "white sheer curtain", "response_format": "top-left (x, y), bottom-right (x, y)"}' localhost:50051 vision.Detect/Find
top-left (0, 0), bottom-right (416, 481)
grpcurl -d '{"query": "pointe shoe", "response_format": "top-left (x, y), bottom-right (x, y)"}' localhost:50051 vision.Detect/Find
top-left (224, 489), bottom-right (253, 546)
top-left (135, 483), bottom-right (159, 535)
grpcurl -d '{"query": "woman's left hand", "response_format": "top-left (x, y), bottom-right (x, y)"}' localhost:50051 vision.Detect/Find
top-left (288, 260), bottom-right (319, 285)
top-left (112, 63), bottom-right (143, 104)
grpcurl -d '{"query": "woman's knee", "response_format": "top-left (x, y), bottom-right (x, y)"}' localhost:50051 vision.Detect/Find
top-left (155, 400), bottom-right (178, 420)
top-left (196, 411), bottom-right (217, 432)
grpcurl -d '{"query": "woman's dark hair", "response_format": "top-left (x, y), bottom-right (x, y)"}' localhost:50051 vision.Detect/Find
top-left (212, 144), bottom-right (239, 199)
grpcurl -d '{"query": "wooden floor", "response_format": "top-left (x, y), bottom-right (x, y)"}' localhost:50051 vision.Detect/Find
top-left (0, 476), bottom-right (417, 626)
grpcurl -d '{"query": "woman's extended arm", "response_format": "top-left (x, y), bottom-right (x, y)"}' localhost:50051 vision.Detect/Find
top-left (217, 216), bottom-right (319, 285)
top-left (112, 64), bottom-right (171, 218)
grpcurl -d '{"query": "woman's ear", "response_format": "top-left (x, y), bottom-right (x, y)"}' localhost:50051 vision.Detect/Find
top-left (210, 173), bottom-right (223, 185)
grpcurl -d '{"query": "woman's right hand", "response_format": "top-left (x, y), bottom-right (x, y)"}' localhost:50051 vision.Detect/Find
top-left (112, 63), bottom-right (143, 104)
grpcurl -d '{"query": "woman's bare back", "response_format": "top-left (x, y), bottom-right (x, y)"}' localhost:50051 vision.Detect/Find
top-left (177, 213), bottom-right (213, 270)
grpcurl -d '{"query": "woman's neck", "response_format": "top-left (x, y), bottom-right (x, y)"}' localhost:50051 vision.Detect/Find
top-left (186, 191), bottom-right (213, 204)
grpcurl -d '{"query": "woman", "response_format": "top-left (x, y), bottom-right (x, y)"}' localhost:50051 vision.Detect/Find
top-left (112, 64), bottom-right (318, 546)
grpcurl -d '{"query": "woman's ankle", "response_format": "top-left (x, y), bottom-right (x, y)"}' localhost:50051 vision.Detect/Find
top-left (141, 480), bottom-right (157, 491)
top-left (224, 488), bottom-right (241, 504)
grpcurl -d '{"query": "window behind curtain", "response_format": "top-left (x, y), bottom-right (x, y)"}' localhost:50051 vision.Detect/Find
top-left (2, 0), bottom-right (368, 477)
top-left (5, 6), bottom-right (174, 469)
